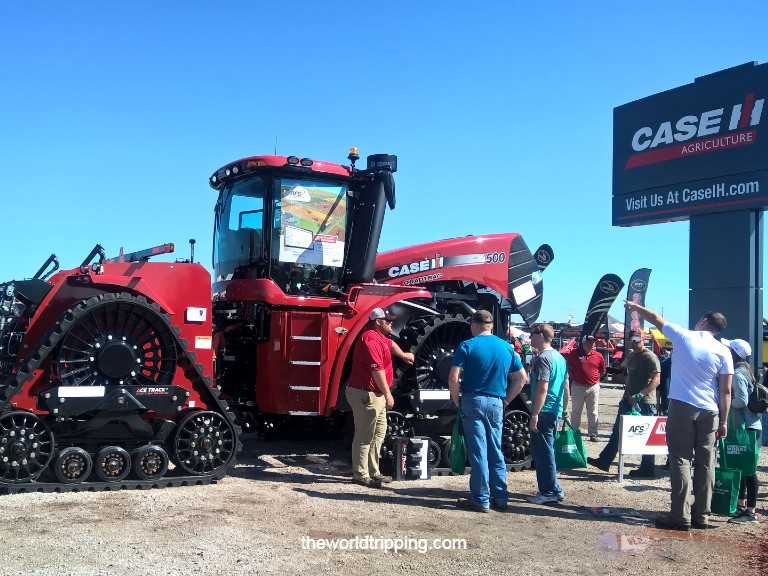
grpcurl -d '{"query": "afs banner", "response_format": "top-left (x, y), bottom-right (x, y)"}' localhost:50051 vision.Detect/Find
top-left (619, 415), bottom-right (668, 455)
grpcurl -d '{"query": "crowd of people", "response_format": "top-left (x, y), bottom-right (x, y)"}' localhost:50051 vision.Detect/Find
top-left (346, 303), bottom-right (763, 529)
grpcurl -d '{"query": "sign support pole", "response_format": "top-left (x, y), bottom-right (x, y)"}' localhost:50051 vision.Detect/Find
top-left (689, 209), bottom-right (763, 369)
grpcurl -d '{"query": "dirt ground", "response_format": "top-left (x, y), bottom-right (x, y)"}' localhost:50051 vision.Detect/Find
top-left (1, 385), bottom-right (766, 576)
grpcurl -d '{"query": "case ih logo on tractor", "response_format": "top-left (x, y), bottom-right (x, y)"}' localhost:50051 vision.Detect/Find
top-left (0, 148), bottom-right (550, 493)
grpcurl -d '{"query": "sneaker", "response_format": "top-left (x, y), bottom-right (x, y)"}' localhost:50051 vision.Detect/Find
top-left (527, 493), bottom-right (559, 505)
top-left (728, 510), bottom-right (758, 525)
top-left (490, 500), bottom-right (509, 511)
top-left (589, 435), bottom-right (600, 442)
top-left (372, 474), bottom-right (393, 484)
top-left (456, 498), bottom-right (490, 513)
top-left (557, 492), bottom-right (565, 502)
top-left (626, 468), bottom-right (656, 479)
top-left (654, 515), bottom-right (690, 532)
top-left (587, 457), bottom-right (611, 472)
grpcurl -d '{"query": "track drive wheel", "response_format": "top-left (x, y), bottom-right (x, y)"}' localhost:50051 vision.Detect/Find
top-left (133, 445), bottom-right (169, 481)
top-left (52, 292), bottom-right (178, 388)
top-left (95, 446), bottom-right (132, 482)
top-left (0, 411), bottom-right (55, 483)
top-left (172, 410), bottom-right (237, 475)
top-left (54, 447), bottom-right (93, 483)
top-left (394, 313), bottom-right (470, 392)
top-left (502, 410), bottom-right (532, 471)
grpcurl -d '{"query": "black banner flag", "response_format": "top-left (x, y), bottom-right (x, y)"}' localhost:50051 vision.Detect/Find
top-left (581, 274), bottom-right (625, 340)
top-left (623, 268), bottom-right (652, 345)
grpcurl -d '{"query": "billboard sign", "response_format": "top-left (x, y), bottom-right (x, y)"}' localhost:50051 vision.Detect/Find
top-left (613, 62), bottom-right (768, 226)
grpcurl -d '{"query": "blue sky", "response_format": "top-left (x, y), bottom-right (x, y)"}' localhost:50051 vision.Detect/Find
top-left (1, 2), bottom-right (765, 329)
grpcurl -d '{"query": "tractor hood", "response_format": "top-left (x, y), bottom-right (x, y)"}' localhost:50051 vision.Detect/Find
top-left (374, 233), bottom-right (544, 325)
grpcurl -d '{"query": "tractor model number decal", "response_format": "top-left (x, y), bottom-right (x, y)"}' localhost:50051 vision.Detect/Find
top-left (403, 273), bottom-right (443, 285)
top-left (485, 252), bottom-right (506, 264)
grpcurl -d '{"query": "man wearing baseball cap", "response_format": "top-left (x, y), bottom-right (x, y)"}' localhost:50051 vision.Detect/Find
top-left (448, 309), bottom-right (527, 512)
top-left (566, 334), bottom-right (606, 442)
top-left (346, 307), bottom-right (415, 488)
top-left (588, 328), bottom-right (660, 477)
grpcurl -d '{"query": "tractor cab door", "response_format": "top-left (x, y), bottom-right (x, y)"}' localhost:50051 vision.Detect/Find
top-left (214, 177), bottom-right (266, 282)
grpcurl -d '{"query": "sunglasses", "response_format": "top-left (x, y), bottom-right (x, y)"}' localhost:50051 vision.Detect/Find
top-left (380, 318), bottom-right (393, 324)
top-left (530, 331), bottom-right (542, 335)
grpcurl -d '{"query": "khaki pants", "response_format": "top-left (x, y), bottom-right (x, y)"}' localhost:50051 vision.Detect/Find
top-left (571, 382), bottom-right (600, 437)
top-left (666, 399), bottom-right (718, 524)
top-left (346, 386), bottom-right (387, 480)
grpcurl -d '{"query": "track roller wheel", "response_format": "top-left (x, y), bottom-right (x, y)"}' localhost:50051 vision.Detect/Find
top-left (427, 439), bottom-right (441, 471)
top-left (502, 410), bottom-right (532, 470)
top-left (0, 411), bottom-right (55, 483)
top-left (95, 446), bottom-right (131, 482)
top-left (439, 438), bottom-right (453, 468)
top-left (54, 447), bottom-right (93, 483)
top-left (133, 445), bottom-right (169, 481)
top-left (385, 411), bottom-right (414, 438)
top-left (173, 410), bottom-right (237, 475)
top-left (378, 411), bottom-right (415, 476)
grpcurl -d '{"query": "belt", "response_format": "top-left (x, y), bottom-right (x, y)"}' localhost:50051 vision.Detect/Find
top-left (348, 385), bottom-right (383, 396)
top-left (574, 381), bottom-right (598, 386)
top-left (462, 391), bottom-right (503, 399)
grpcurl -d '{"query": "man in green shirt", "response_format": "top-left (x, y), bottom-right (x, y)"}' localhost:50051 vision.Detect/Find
top-left (587, 329), bottom-right (660, 477)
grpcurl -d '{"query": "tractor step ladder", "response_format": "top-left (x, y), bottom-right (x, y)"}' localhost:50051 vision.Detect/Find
top-left (287, 312), bottom-right (324, 415)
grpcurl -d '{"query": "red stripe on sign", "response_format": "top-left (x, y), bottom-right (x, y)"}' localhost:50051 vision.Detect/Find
top-left (739, 93), bottom-right (755, 129)
top-left (645, 418), bottom-right (667, 446)
top-left (624, 129), bottom-right (757, 169)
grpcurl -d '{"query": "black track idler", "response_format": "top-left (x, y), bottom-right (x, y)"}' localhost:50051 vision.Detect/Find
top-left (0, 411), bottom-right (55, 482)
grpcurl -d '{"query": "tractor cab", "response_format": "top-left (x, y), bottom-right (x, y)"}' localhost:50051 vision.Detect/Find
top-left (210, 150), bottom-right (396, 298)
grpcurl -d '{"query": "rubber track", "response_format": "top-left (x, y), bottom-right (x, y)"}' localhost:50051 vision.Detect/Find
top-left (0, 292), bottom-right (242, 495)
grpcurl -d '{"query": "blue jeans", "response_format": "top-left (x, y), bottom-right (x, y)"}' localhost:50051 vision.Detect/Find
top-left (460, 394), bottom-right (508, 507)
top-left (530, 411), bottom-right (562, 498)
top-left (598, 397), bottom-right (657, 470)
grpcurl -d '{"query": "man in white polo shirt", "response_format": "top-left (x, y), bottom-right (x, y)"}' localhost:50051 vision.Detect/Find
top-left (624, 301), bottom-right (733, 531)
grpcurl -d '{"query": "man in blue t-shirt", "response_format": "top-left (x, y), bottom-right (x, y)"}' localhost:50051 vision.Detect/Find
top-left (527, 322), bottom-right (569, 505)
top-left (448, 309), bottom-right (527, 512)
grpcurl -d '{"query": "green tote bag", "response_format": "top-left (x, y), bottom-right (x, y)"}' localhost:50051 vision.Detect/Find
top-left (554, 417), bottom-right (588, 469)
top-left (450, 404), bottom-right (467, 475)
top-left (722, 411), bottom-right (759, 476)
top-left (712, 439), bottom-right (742, 516)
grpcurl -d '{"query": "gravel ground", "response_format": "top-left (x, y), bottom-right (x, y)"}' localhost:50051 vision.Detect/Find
top-left (1, 386), bottom-right (766, 576)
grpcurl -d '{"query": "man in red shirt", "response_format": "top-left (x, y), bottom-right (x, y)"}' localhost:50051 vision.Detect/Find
top-left (566, 335), bottom-right (606, 442)
top-left (346, 308), bottom-right (415, 488)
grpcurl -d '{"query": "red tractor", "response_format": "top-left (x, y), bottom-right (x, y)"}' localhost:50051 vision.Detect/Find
top-left (210, 149), bottom-right (547, 472)
top-left (0, 149), bottom-right (547, 492)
